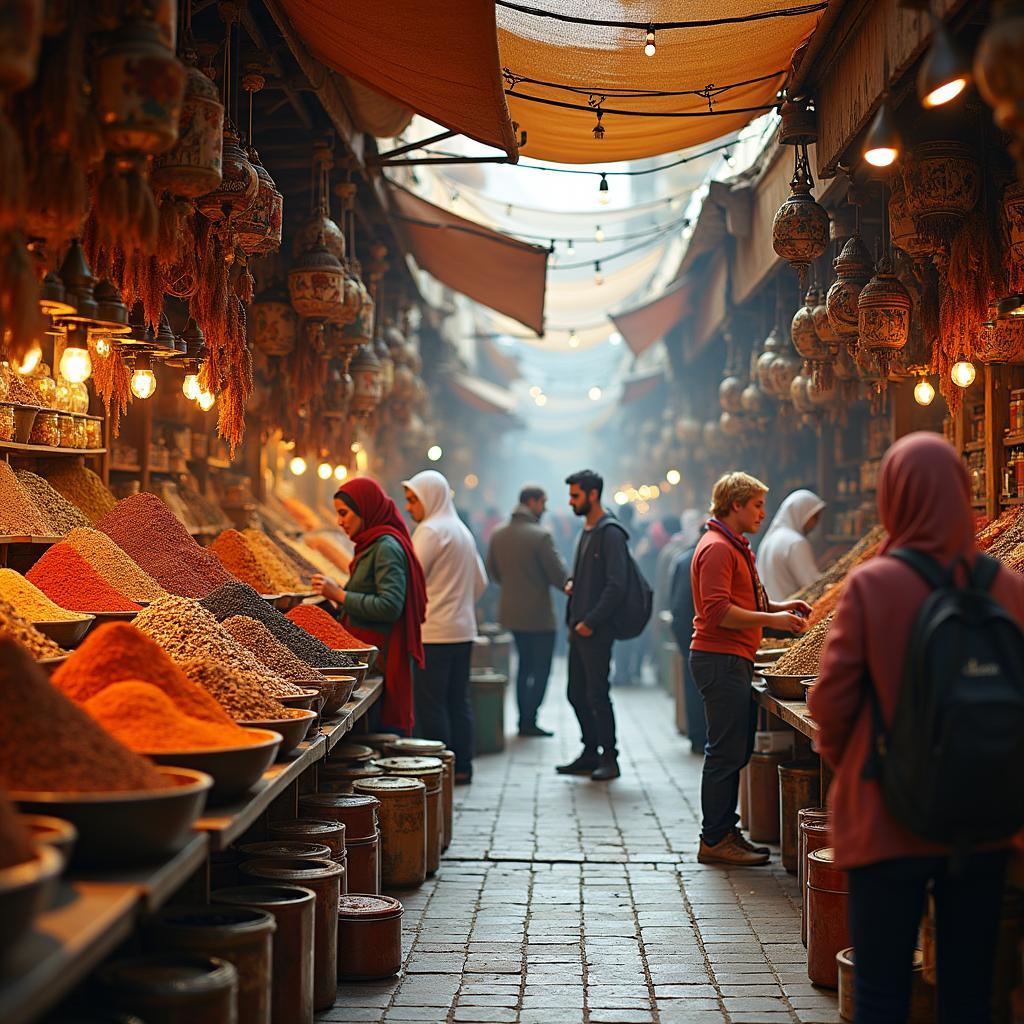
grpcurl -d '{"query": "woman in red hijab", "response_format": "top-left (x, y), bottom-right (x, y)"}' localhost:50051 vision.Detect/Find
top-left (809, 433), bottom-right (1024, 1022)
top-left (312, 477), bottom-right (427, 735)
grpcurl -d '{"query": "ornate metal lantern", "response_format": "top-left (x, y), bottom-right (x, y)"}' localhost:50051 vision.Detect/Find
top-left (195, 122), bottom-right (258, 225)
top-left (236, 149), bottom-right (283, 255)
top-left (250, 284), bottom-right (298, 357)
top-left (826, 233), bottom-right (874, 345)
top-left (902, 141), bottom-right (980, 248)
top-left (791, 286), bottom-right (830, 361)
top-left (288, 239), bottom-right (346, 321)
top-left (772, 143), bottom-right (830, 287)
top-left (718, 375), bottom-right (744, 414)
top-left (858, 256), bottom-right (912, 377)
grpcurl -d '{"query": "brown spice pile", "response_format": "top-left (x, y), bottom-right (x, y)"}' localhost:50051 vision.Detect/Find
top-left (792, 525), bottom-right (887, 607)
top-left (265, 527), bottom-right (324, 579)
top-left (210, 529), bottom-right (276, 594)
top-left (772, 615), bottom-right (834, 677)
top-left (64, 527), bottom-right (168, 602)
top-left (1, 364), bottom-right (43, 406)
top-left (0, 637), bottom-right (172, 793)
top-left (42, 462), bottom-right (117, 523)
top-left (242, 528), bottom-right (305, 591)
top-left (223, 615), bottom-right (323, 686)
top-left (0, 596), bottom-right (65, 658)
top-left (180, 658), bottom-right (308, 721)
top-left (15, 470), bottom-right (90, 535)
top-left (0, 462), bottom-right (52, 536)
top-left (0, 568), bottom-right (88, 621)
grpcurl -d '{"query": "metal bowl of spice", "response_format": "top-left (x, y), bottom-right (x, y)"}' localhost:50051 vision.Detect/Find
top-left (10, 767), bottom-right (213, 867)
top-left (340, 646), bottom-right (377, 672)
top-left (321, 662), bottom-right (368, 688)
top-left (237, 710), bottom-right (317, 759)
top-left (0, 844), bottom-right (64, 961)
top-left (83, 610), bottom-right (139, 635)
top-left (33, 615), bottom-right (95, 648)
top-left (276, 689), bottom-right (320, 712)
top-left (305, 675), bottom-right (356, 718)
top-left (760, 673), bottom-right (816, 701)
top-left (36, 655), bottom-right (69, 676)
top-left (19, 814), bottom-right (78, 868)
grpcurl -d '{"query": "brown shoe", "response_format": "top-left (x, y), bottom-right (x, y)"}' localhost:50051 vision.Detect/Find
top-left (698, 832), bottom-right (770, 866)
top-left (732, 827), bottom-right (771, 856)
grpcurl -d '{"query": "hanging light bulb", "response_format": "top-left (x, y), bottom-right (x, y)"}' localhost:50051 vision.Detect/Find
top-left (289, 455), bottom-right (308, 476)
top-left (863, 96), bottom-right (902, 167)
top-left (93, 336), bottom-right (112, 359)
top-left (918, 14), bottom-right (971, 108)
top-left (598, 173), bottom-right (610, 205)
top-left (914, 377), bottom-right (936, 406)
top-left (182, 373), bottom-right (201, 401)
top-left (594, 261), bottom-right (604, 286)
top-left (197, 388), bottom-right (215, 412)
top-left (317, 461), bottom-right (333, 480)
top-left (14, 340), bottom-right (42, 376)
top-left (427, 445), bottom-right (443, 462)
top-left (59, 337), bottom-right (92, 384)
top-left (130, 354), bottom-right (156, 399)
top-left (594, 225), bottom-right (605, 242)
top-left (666, 469), bottom-right (682, 485)
top-left (356, 448), bottom-right (369, 472)
top-left (334, 464), bottom-right (348, 481)
top-left (534, 394), bottom-right (548, 407)
top-left (951, 357), bottom-right (977, 388)
top-left (588, 386), bottom-right (603, 401)
top-left (566, 239), bottom-right (576, 256)
top-left (644, 27), bottom-right (656, 57)
top-left (568, 329), bottom-right (580, 349)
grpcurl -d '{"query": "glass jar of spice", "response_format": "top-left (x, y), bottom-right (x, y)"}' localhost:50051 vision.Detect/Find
top-left (29, 410), bottom-right (59, 446)
top-left (57, 413), bottom-right (76, 448)
top-left (0, 403), bottom-right (14, 442)
top-left (84, 416), bottom-right (103, 449)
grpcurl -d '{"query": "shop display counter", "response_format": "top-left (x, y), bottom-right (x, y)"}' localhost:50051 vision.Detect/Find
top-left (753, 679), bottom-right (818, 742)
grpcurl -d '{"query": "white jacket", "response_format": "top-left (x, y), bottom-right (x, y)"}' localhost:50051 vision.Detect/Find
top-left (756, 489), bottom-right (826, 601)
top-left (404, 470), bottom-right (487, 644)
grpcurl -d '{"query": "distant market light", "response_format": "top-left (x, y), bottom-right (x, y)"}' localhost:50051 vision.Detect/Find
top-left (427, 445), bottom-right (443, 462)
top-left (588, 386), bottom-right (602, 401)
top-left (289, 456), bottom-right (307, 476)
top-left (666, 469), bottom-right (682, 485)
top-left (317, 461), bottom-right (333, 480)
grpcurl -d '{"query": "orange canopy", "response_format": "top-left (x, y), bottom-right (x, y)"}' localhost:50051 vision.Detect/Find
top-left (388, 185), bottom-right (549, 335)
top-left (611, 278), bottom-right (691, 357)
top-left (278, 0), bottom-right (519, 156)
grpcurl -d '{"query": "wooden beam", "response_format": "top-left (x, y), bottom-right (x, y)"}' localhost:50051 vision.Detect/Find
top-left (238, 7), bottom-right (313, 131)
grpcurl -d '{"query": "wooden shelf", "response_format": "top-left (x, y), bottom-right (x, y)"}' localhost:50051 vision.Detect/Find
top-left (963, 440), bottom-right (986, 453)
top-left (753, 681), bottom-right (817, 740)
top-left (0, 535), bottom-right (61, 546)
top-left (1001, 496), bottom-right (1024, 506)
top-left (1004, 433), bottom-right (1024, 446)
top-left (109, 462), bottom-right (141, 473)
top-left (0, 441), bottom-right (105, 457)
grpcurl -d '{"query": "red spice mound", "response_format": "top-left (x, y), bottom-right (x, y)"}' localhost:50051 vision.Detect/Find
top-left (83, 681), bottom-right (256, 752)
top-left (27, 543), bottom-right (142, 612)
top-left (53, 622), bottom-right (236, 726)
top-left (97, 493), bottom-right (233, 598)
top-left (0, 637), bottom-right (172, 793)
top-left (0, 791), bottom-right (35, 868)
top-left (286, 603), bottom-right (366, 649)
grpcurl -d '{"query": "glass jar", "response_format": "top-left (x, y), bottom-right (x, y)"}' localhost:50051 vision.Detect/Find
top-left (84, 417), bottom-right (103, 449)
top-left (29, 410), bottom-right (59, 446)
top-left (30, 372), bottom-right (57, 408)
top-left (70, 381), bottom-right (90, 414)
top-left (58, 413), bottom-right (76, 448)
top-left (0, 403), bottom-right (13, 442)
top-left (53, 379), bottom-right (72, 411)
top-left (71, 414), bottom-right (88, 448)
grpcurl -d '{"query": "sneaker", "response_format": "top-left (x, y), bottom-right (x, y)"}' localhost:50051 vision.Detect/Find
top-left (590, 756), bottom-right (620, 782)
top-left (732, 828), bottom-right (771, 856)
top-left (697, 833), bottom-right (770, 866)
top-left (519, 724), bottom-right (554, 737)
top-left (555, 750), bottom-right (600, 775)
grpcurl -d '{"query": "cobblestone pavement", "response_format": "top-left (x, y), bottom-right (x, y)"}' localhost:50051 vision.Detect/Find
top-left (322, 679), bottom-right (842, 1024)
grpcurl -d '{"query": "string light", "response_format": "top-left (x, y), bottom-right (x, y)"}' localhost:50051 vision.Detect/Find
top-left (598, 173), bottom-right (610, 204)
top-left (182, 373), bottom-right (201, 401)
top-left (594, 261), bottom-right (604, 286)
top-left (427, 445), bottom-right (443, 461)
top-left (130, 354), bottom-right (156, 400)
top-left (594, 225), bottom-right (605, 242)
top-left (592, 109), bottom-right (605, 140)
top-left (644, 27), bottom-right (656, 56)
top-left (465, 473), bottom-right (479, 489)
top-left (289, 456), bottom-right (308, 476)
top-left (317, 461), bottom-right (333, 480)
top-left (614, 491), bottom-right (628, 505)
top-left (951, 358), bottom-right (976, 388)
top-left (568, 329), bottom-right (580, 349)
top-left (197, 389), bottom-right (215, 412)
top-left (913, 378), bottom-right (936, 406)
top-left (588, 386), bottom-right (602, 400)
top-left (334, 464), bottom-right (348, 481)
top-left (666, 469), bottom-right (682, 485)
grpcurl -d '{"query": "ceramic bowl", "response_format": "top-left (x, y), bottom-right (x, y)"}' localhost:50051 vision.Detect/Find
top-left (238, 710), bottom-right (317, 758)
top-left (32, 615), bottom-right (94, 647)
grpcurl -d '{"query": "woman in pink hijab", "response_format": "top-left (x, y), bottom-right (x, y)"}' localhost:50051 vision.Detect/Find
top-left (809, 432), bottom-right (1024, 1023)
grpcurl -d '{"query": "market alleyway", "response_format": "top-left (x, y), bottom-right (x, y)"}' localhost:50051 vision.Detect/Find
top-left (321, 679), bottom-right (842, 1024)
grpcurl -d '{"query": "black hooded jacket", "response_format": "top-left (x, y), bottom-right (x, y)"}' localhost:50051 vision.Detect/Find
top-left (566, 512), bottom-right (630, 635)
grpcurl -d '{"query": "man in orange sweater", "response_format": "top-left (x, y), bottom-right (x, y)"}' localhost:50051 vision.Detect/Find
top-left (690, 472), bottom-right (810, 866)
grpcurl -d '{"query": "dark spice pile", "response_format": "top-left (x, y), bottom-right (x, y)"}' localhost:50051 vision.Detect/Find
top-left (97, 493), bottom-right (233, 598)
top-left (223, 615), bottom-right (324, 686)
top-left (201, 581), bottom-right (353, 668)
top-left (0, 637), bottom-right (172, 793)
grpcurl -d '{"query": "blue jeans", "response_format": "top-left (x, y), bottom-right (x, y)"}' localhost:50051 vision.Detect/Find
top-left (512, 630), bottom-right (555, 729)
top-left (413, 642), bottom-right (474, 774)
top-left (689, 651), bottom-right (756, 845)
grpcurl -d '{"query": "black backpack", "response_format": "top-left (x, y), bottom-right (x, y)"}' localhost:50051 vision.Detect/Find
top-left (612, 546), bottom-right (653, 641)
top-left (863, 548), bottom-right (1024, 846)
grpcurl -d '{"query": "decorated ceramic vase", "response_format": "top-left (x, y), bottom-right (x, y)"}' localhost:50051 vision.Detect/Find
top-left (792, 286), bottom-right (829, 361)
top-left (858, 257), bottom-right (912, 366)
top-left (194, 122), bottom-right (257, 224)
top-left (250, 287), bottom-right (299, 357)
top-left (236, 149), bottom-right (283, 255)
top-left (289, 241), bottom-right (345, 320)
top-left (826, 234), bottom-right (873, 340)
top-left (902, 141), bottom-right (980, 244)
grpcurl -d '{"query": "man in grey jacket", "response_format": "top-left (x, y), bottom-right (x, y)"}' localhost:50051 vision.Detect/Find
top-left (486, 485), bottom-right (568, 737)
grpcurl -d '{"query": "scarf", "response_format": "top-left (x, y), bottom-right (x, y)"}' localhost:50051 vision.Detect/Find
top-left (708, 517), bottom-right (769, 612)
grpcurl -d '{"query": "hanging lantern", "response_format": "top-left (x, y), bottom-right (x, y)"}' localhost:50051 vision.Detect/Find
top-left (888, 175), bottom-right (935, 271)
top-left (675, 416), bottom-right (701, 444)
top-left (703, 419), bottom-right (726, 454)
top-left (772, 143), bottom-right (830, 286)
top-left (236, 148), bottom-right (283, 255)
top-left (374, 332), bottom-right (395, 398)
top-left (977, 301), bottom-right (1024, 363)
top-left (740, 381), bottom-right (767, 420)
top-left (973, 0), bottom-right (1024, 179)
top-left (151, 51), bottom-right (225, 198)
top-left (719, 410), bottom-right (746, 437)
top-left (858, 256), bottom-right (912, 377)
top-left (250, 283), bottom-right (298, 357)
top-left (1004, 182), bottom-right (1024, 281)
top-left (288, 239), bottom-right (346, 321)
top-left (769, 338), bottom-right (802, 399)
top-left (294, 213), bottom-right (346, 262)
top-left (778, 96), bottom-right (818, 147)
top-left (807, 372), bottom-right (838, 408)
top-left (756, 326), bottom-right (785, 393)
top-left (718, 375), bottom-right (744, 413)
top-left (826, 233), bottom-right (874, 344)
top-left (902, 141), bottom-right (980, 248)
top-left (811, 287), bottom-right (840, 348)
top-left (194, 122), bottom-right (258, 225)
top-left (790, 373), bottom-right (814, 414)
top-left (791, 285), bottom-right (830, 361)
top-left (350, 343), bottom-right (384, 418)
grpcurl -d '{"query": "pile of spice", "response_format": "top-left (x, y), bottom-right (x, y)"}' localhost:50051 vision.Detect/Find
top-left (27, 544), bottom-right (142, 613)
top-left (0, 637), bottom-right (172, 793)
top-left (281, 496), bottom-right (323, 532)
top-left (304, 532), bottom-right (351, 572)
top-left (0, 568), bottom-right (89, 621)
top-left (64, 527), bottom-right (167, 603)
top-left (1, 364), bottom-right (42, 406)
top-left (210, 529), bottom-right (277, 594)
top-left (265, 527), bottom-right (326, 578)
top-left (201, 581), bottom-right (353, 668)
top-left (0, 597), bottom-right (65, 658)
top-left (242, 528), bottom-right (306, 591)
top-left (82, 681), bottom-right (257, 752)
top-left (178, 481), bottom-right (231, 532)
top-left (792, 525), bottom-right (886, 607)
top-left (0, 462), bottom-right (52, 536)
top-left (134, 596), bottom-right (306, 717)
top-left (42, 462), bottom-right (117, 523)
top-left (287, 603), bottom-right (366, 650)
top-left (15, 470), bottom-right (90, 536)
top-left (97, 493), bottom-right (233, 598)
top-left (223, 616), bottom-right (324, 686)
top-left (53, 623), bottom-right (236, 725)
top-left (0, 791), bottom-right (35, 868)
top-left (771, 615), bottom-right (834, 677)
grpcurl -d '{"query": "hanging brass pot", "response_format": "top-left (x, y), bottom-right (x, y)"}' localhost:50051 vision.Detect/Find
top-left (826, 234), bottom-right (873, 342)
top-left (194, 122), bottom-right (257, 225)
top-left (756, 325), bottom-right (785, 392)
top-left (374, 332), bottom-right (394, 397)
top-left (250, 284), bottom-right (298, 357)
top-left (858, 256), bottom-right (912, 377)
top-left (902, 141), bottom-right (980, 247)
top-left (811, 288), bottom-right (840, 347)
top-left (675, 416), bottom-right (701, 445)
top-left (790, 373), bottom-right (814, 414)
top-left (791, 285), bottom-right (830, 361)
top-left (288, 240), bottom-right (346, 321)
top-left (888, 174), bottom-right (936, 267)
top-left (719, 410), bottom-right (746, 437)
top-left (740, 381), bottom-right (767, 419)
top-left (236, 148), bottom-right (283, 255)
top-left (718, 375), bottom-right (744, 414)
top-left (293, 214), bottom-right (345, 262)
top-left (772, 147), bottom-right (830, 286)
top-left (350, 343), bottom-right (383, 418)
top-left (769, 340), bottom-right (802, 399)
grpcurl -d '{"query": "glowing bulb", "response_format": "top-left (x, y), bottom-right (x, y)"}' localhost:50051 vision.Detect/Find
top-left (913, 378), bottom-right (936, 406)
top-left (862, 99), bottom-right (901, 168)
top-left (666, 469), bottom-right (682, 485)
top-left (594, 262), bottom-right (604, 286)
top-left (182, 373), bottom-right (201, 401)
top-left (588, 386), bottom-right (602, 401)
top-left (594, 225), bottom-right (605, 243)
top-left (356, 449), bottom-right (369, 472)
top-left (289, 456), bottom-right (308, 476)
top-left (14, 341), bottom-right (42, 376)
top-left (923, 78), bottom-right (967, 108)
top-left (608, 332), bottom-right (623, 347)
top-left (59, 344), bottom-right (92, 384)
top-left (529, 385), bottom-right (542, 398)
top-left (334, 464), bottom-right (348, 481)
top-left (130, 356), bottom-right (156, 400)
top-left (644, 28), bottom-right (656, 57)
top-left (94, 337), bottom-right (112, 359)
top-left (197, 388), bottom-right (215, 411)
top-left (568, 330), bottom-right (579, 349)
top-left (464, 473), bottom-right (479, 489)
top-left (317, 461), bottom-right (333, 480)
top-left (951, 359), bottom-right (976, 389)
top-left (918, 17), bottom-right (971, 109)
top-left (566, 239), bottom-right (576, 256)
top-left (614, 491), bottom-right (628, 505)
top-left (865, 146), bottom-right (898, 168)
top-left (598, 173), bottom-right (610, 205)
top-left (535, 394), bottom-right (548, 407)
top-left (427, 445), bottom-right (443, 462)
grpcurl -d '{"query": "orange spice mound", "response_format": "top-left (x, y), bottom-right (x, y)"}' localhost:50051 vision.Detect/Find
top-left (304, 533), bottom-right (351, 573)
top-left (210, 529), bottom-right (276, 594)
top-left (52, 622), bottom-right (236, 726)
top-left (286, 603), bottom-right (364, 649)
top-left (281, 496), bottom-right (322, 532)
top-left (83, 681), bottom-right (256, 752)
top-left (808, 579), bottom-right (843, 627)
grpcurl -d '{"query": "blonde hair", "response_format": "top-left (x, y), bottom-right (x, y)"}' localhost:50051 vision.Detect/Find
top-left (710, 472), bottom-right (769, 519)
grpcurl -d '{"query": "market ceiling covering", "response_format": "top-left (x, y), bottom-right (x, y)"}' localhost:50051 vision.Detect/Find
top-left (388, 185), bottom-right (549, 335)
top-left (611, 277), bottom-right (692, 357)
top-left (498, 0), bottom-right (827, 163)
top-left (277, 0), bottom-right (519, 156)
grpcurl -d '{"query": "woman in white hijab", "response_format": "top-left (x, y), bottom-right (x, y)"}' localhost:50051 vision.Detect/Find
top-left (403, 469), bottom-right (488, 783)
top-left (756, 489), bottom-right (826, 601)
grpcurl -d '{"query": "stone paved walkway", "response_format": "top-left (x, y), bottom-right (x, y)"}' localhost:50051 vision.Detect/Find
top-left (322, 677), bottom-right (842, 1024)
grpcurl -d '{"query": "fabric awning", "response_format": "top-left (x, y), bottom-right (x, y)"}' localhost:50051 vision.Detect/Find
top-left (620, 372), bottom-right (664, 406)
top-left (611, 278), bottom-right (692, 357)
top-left (278, 0), bottom-right (519, 156)
top-left (448, 372), bottom-right (519, 415)
top-left (389, 185), bottom-right (549, 335)
top-left (497, 0), bottom-right (826, 163)
top-left (477, 336), bottom-right (523, 383)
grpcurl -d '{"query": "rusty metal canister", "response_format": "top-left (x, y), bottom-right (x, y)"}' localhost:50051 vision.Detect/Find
top-left (439, 749), bottom-right (455, 851)
top-left (236, 841), bottom-right (333, 863)
top-left (344, 831), bottom-right (381, 894)
top-left (239, 857), bottom-right (344, 1011)
top-left (798, 809), bottom-right (829, 947)
top-left (837, 946), bottom-right (933, 1023)
top-left (336, 895), bottom-right (404, 980)
top-left (347, 733), bottom-right (400, 756)
top-left (211, 886), bottom-right (316, 1024)
top-left (143, 907), bottom-right (275, 1024)
top-left (353, 776), bottom-right (426, 888)
top-left (267, 819), bottom-right (346, 862)
top-left (318, 762), bottom-right (384, 793)
top-left (779, 762), bottom-right (821, 874)
top-left (375, 756), bottom-right (443, 875)
top-left (97, 954), bottom-right (238, 1023)
top-left (807, 848), bottom-right (849, 989)
top-left (301, 793), bottom-right (379, 840)
top-left (383, 738), bottom-right (445, 758)
top-left (328, 742), bottom-right (376, 764)
top-left (747, 750), bottom-right (788, 843)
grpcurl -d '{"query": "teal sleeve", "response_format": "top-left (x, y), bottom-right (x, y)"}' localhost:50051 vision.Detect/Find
top-left (343, 541), bottom-right (408, 624)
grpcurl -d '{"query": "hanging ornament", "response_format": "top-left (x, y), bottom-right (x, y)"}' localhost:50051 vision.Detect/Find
top-left (756, 325), bottom-right (785, 394)
top-left (888, 174), bottom-right (936, 271)
top-left (973, 0), bottom-right (1024, 179)
top-left (902, 141), bottom-right (980, 250)
top-left (791, 285), bottom-right (830, 361)
top-left (790, 372), bottom-right (814, 415)
top-left (350, 343), bottom-right (384, 419)
top-left (235, 67), bottom-right (282, 255)
top-left (718, 375), bottom-right (744, 414)
top-left (719, 410), bottom-right (746, 437)
top-left (194, 121), bottom-right (257, 227)
top-left (1004, 181), bottom-right (1024, 292)
top-left (772, 142), bottom-right (830, 287)
top-left (811, 287), bottom-right (840, 348)
top-left (778, 96), bottom-right (818, 148)
top-left (826, 233), bottom-right (874, 346)
top-left (294, 140), bottom-right (346, 260)
top-left (769, 335), bottom-right (802, 399)
top-left (288, 238), bottom-right (346, 321)
top-left (858, 255), bottom-right (912, 378)
top-left (250, 282), bottom-right (298, 357)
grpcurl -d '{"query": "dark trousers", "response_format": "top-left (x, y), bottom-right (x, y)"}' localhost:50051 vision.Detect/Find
top-left (512, 630), bottom-right (555, 729)
top-left (672, 629), bottom-right (708, 753)
top-left (413, 641), bottom-right (474, 774)
top-left (848, 851), bottom-right (1009, 1024)
top-left (689, 651), bottom-right (756, 846)
top-left (567, 632), bottom-right (617, 756)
